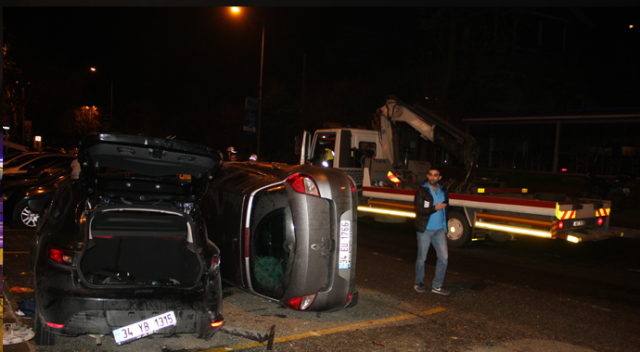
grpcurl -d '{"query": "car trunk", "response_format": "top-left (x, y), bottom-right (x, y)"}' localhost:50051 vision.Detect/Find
top-left (78, 207), bottom-right (203, 288)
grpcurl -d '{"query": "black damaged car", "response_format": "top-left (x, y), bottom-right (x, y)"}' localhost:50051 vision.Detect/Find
top-left (29, 133), bottom-right (225, 346)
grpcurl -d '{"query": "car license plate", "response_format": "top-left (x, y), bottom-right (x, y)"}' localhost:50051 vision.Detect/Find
top-left (112, 311), bottom-right (176, 345)
top-left (573, 220), bottom-right (585, 227)
top-left (339, 220), bottom-right (352, 269)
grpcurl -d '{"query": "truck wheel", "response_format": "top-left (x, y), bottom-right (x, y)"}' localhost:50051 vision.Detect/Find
top-left (446, 211), bottom-right (471, 248)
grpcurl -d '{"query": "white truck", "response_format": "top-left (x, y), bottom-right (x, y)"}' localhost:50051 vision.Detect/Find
top-left (298, 96), bottom-right (623, 247)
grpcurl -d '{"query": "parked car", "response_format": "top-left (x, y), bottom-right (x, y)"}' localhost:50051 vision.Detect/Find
top-left (29, 133), bottom-right (224, 346)
top-left (3, 152), bottom-right (75, 176)
top-left (3, 157), bottom-right (74, 187)
top-left (202, 161), bottom-right (359, 312)
top-left (3, 163), bottom-right (72, 229)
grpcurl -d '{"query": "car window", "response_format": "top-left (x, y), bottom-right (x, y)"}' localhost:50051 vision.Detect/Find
top-left (359, 141), bottom-right (377, 157)
top-left (311, 132), bottom-right (336, 165)
top-left (249, 186), bottom-right (295, 300)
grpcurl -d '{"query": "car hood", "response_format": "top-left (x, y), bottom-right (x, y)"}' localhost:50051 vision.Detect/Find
top-left (78, 133), bottom-right (222, 202)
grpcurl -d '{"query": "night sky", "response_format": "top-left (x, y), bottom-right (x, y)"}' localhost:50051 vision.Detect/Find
top-left (3, 4), bottom-right (639, 160)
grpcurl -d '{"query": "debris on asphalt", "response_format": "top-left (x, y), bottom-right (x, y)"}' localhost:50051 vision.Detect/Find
top-left (3, 322), bottom-right (35, 345)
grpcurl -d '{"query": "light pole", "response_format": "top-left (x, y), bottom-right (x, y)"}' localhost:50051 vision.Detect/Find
top-left (231, 7), bottom-right (265, 157)
top-left (90, 67), bottom-right (114, 132)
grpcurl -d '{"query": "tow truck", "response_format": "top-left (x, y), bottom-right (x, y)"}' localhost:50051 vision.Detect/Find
top-left (298, 95), bottom-right (623, 247)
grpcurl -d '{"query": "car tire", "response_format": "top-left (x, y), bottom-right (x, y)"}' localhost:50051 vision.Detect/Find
top-left (34, 307), bottom-right (57, 346)
top-left (446, 210), bottom-right (471, 248)
top-left (13, 200), bottom-right (41, 229)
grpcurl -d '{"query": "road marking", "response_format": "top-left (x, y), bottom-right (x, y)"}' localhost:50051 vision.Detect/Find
top-left (205, 307), bottom-right (446, 352)
top-left (4, 251), bottom-right (30, 254)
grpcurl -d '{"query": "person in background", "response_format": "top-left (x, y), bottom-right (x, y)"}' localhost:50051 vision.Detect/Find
top-left (321, 148), bottom-right (334, 168)
top-left (413, 167), bottom-right (450, 296)
top-left (70, 159), bottom-right (81, 179)
top-left (227, 146), bottom-right (238, 161)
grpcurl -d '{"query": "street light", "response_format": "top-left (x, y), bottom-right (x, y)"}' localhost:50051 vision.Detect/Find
top-left (89, 67), bottom-right (113, 132)
top-left (230, 7), bottom-right (265, 157)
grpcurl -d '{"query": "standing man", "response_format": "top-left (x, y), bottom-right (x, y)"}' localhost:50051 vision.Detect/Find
top-left (414, 167), bottom-right (450, 296)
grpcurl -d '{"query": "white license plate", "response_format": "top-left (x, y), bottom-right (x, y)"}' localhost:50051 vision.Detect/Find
top-left (112, 311), bottom-right (177, 345)
top-left (339, 220), bottom-right (352, 269)
top-left (573, 220), bottom-right (585, 227)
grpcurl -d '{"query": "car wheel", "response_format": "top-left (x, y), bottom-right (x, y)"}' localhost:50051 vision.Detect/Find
top-left (34, 306), bottom-right (57, 346)
top-left (446, 211), bottom-right (471, 248)
top-left (13, 200), bottom-right (41, 229)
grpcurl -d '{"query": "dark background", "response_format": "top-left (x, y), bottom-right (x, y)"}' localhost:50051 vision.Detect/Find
top-left (3, 4), bottom-right (639, 162)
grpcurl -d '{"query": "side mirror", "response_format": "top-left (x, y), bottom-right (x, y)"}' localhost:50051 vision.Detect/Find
top-left (28, 199), bottom-right (46, 213)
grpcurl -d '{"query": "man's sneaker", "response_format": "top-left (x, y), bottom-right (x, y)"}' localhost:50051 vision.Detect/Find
top-left (414, 283), bottom-right (426, 293)
top-left (431, 286), bottom-right (450, 296)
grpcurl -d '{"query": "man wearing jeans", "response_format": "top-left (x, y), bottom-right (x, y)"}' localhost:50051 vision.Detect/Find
top-left (413, 167), bottom-right (450, 296)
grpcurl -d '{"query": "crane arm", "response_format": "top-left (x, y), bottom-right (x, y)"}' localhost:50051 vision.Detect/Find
top-left (379, 95), bottom-right (480, 183)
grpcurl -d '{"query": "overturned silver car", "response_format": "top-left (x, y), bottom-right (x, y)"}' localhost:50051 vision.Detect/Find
top-left (202, 161), bottom-right (358, 312)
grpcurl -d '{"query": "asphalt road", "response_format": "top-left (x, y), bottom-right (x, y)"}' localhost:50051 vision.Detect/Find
top-left (3, 218), bottom-right (640, 352)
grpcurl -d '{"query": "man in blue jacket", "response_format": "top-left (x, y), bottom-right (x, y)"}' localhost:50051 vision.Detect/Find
top-left (413, 167), bottom-right (450, 296)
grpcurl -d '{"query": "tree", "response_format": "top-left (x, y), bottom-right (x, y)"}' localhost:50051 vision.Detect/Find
top-left (73, 106), bottom-right (102, 137)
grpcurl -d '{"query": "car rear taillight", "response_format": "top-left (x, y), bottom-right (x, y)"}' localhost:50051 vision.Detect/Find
top-left (285, 293), bottom-right (317, 310)
top-left (286, 173), bottom-right (320, 197)
top-left (49, 246), bottom-right (72, 265)
top-left (598, 217), bottom-right (604, 226)
top-left (558, 221), bottom-right (564, 230)
top-left (46, 322), bottom-right (64, 329)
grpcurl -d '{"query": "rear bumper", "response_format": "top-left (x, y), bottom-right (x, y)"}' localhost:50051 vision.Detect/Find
top-left (35, 266), bottom-right (223, 337)
top-left (38, 292), bottom-right (222, 336)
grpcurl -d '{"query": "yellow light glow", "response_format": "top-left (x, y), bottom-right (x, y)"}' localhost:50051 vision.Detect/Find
top-left (357, 206), bottom-right (416, 218)
top-left (90, 67), bottom-right (96, 71)
top-left (566, 235), bottom-right (580, 243)
top-left (522, 188), bottom-right (528, 193)
top-left (474, 221), bottom-right (552, 238)
top-left (231, 7), bottom-right (240, 13)
top-left (477, 188), bottom-right (485, 193)
top-left (630, 24), bottom-right (634, 29)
